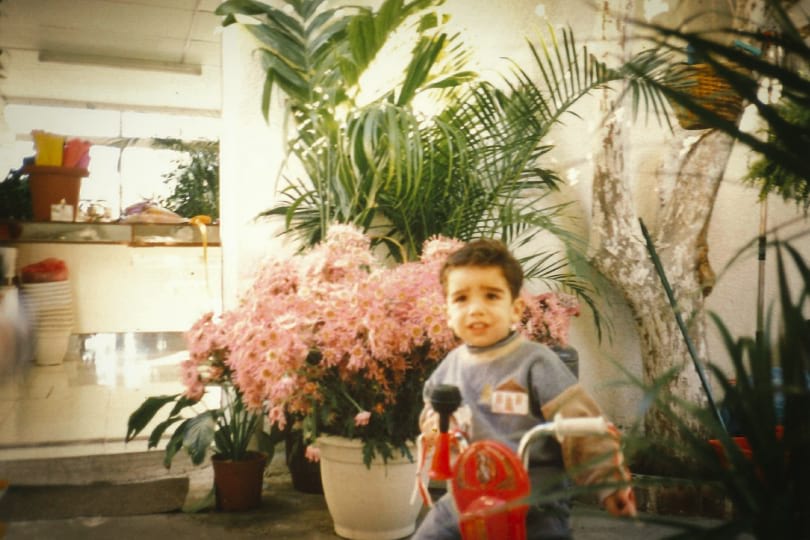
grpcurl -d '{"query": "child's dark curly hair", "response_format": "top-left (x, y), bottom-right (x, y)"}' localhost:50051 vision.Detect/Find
top-left (439, 238), bottom-right (523, 299)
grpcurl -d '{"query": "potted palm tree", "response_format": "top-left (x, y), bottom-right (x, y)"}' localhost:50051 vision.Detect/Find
top-left (153, 138), bottom-right (220, 220)
top-left (215, 0), bottom-right (675, 330)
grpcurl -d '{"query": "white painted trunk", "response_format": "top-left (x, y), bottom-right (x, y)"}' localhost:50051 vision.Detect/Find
top-left (590, 103), bottom-right (735, 464)
top-left (585, 0), bottom-right (764, 468)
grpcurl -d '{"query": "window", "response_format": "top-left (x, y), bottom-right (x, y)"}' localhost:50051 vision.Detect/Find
top-left (1, 101), bottom-right (219, 219)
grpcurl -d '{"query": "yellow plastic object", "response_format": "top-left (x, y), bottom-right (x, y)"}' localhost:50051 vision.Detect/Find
top-left (190, 215), bottom-right (212, 305)
top-left (32, 130), bottom-right (65, 166)
top-left (190, 215), bottom-right (212, 225)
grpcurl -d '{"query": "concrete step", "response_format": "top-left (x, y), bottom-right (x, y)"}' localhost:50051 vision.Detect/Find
top-left (0, 448), bottom-right (208, 486)
top-left (0, 450), bottom-right (211, 520)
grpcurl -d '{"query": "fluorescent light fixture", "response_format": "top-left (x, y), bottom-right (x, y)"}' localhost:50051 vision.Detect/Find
top-left (38, 50), bottom-right (202, 76)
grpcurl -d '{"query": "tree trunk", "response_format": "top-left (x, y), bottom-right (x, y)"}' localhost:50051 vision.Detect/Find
top-left (589, 94), bottom-right (735, 473)
top-left (586, 0), bottom-right (767, 473)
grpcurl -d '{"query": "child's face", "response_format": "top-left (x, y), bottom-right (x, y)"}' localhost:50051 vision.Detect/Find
top-left (444, 265), bottom-right (524, 348)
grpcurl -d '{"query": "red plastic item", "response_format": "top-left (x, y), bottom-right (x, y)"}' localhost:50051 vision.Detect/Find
top-left (452, 440), bottom-right (531, 540)
top-left (430, 431), bottom-right (455, 481)
top-left (20, 257), bottom-right (69, 283)
top-left (62, 139), bottom-right (92, 168)
top-left (708, 425), bottom-right (784, 467)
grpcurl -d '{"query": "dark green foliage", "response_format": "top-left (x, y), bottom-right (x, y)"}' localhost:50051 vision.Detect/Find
top-left (746, 96), bottom-right (810, 209)
top-left (622, 239), bottom-right (810, 538)
top-left (125, 383), bottom-right (282, 469)
top-left (153, 138), bottom-right (220, 219)
top-left (0, 165), bottom-right (33, 220)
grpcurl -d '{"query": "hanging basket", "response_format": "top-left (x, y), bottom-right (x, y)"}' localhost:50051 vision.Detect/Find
top-left (666, 63), bottom-right (745, 130)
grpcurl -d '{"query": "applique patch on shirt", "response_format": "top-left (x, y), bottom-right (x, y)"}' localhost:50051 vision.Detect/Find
top-left (479, 384), bottom-right (493, 405)
top-left (490, 378), bottom-right (529, 415)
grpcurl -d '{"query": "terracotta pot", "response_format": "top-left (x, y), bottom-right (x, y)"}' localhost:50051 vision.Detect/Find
top-left (708, 425), bottom-right (784, 467)
top-left (286, 428), bottom-right (323, 494)
top-left (24, 165), bottom-right (89, 222)
top-left (211, 451), bottom-right (267, 511)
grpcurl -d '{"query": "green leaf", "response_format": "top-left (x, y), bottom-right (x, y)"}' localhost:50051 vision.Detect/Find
top-left (163, 418), bottom-right (190, 469)
top-left (255, 428), bottom-right (283, 463)
top-left (126, 394), bottom-right (180, 442)
top-left (183, 412), bottom-right (217, 465)
top-left (147, 416), bottom-right (184, 449)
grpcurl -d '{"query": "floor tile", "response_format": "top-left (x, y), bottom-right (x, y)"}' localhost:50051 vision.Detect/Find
top-left (0, 332), bottom-right (189, 459)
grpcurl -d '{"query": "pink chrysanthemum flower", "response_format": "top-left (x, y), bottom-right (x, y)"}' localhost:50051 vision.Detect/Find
top-left (305, 445), bottom-right (321, 463)
top-left (354, 411), bottom-right (372, 427)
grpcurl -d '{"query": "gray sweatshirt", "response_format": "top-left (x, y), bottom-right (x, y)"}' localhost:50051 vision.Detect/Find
top-left (422, 332), bottom-right (628, 500)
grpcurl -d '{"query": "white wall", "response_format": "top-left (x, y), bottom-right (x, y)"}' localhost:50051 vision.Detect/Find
top-left (14, 243), bottom-right (222, 333)
top-left (219, 23), bottom-right (296, 308)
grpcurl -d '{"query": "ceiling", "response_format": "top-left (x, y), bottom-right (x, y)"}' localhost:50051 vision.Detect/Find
top-left (0, 0), bottom-right (223, 71)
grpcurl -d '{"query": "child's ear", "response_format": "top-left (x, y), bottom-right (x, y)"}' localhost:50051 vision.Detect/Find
top-left (511, 295), bottom-right (525, 323)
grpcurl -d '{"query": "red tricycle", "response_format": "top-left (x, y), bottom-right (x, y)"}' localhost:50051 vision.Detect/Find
top-left (414, 384), bottom-right (617, 540)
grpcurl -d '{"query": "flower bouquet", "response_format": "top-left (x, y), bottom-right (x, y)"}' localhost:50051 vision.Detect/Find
top-left (223, 226), bottom-right (463, 465)
top-left (213, 225), bottom-right (581, 467)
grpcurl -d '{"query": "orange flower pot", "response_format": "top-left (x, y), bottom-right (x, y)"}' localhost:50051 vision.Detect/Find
top-left (211, 451), bottom-right (267, 511)
top-left (24, 165), bottom-right (89, 222)
top-left (708, 426), bottom-right (784, 467)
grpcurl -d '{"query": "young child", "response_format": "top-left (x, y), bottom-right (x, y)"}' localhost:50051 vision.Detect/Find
top-left (413, 238), bottom-right (635, 540)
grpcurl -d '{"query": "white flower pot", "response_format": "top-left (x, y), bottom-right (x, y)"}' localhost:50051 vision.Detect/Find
top-left (34, 330), bottom-right (71, 366)
top-left (317, 435), bottom-right (421, 540)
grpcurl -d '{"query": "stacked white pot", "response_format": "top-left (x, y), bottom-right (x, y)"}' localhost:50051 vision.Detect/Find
top-left (20, 280), bottom-right (74, 366)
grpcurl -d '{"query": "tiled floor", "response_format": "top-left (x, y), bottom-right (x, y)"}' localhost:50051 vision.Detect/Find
top-left (0, 332), bottom-right (217, 461)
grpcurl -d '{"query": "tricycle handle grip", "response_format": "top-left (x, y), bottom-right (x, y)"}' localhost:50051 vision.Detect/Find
top-left (553, 415), bottom-right (609, 438)
top-left (517, 415), bottom-right (609, 467)
top-left (430, 384), bottom-right (462, 433)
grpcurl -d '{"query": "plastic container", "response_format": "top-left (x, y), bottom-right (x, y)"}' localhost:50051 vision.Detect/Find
top-left (32, 131), bottom-right (65, 166)
top-left (34, 331), bottom-right (71, 366)
top-left (23, 165), bottom-right (89, 221)
top-left (62, 139), bottom-right (92, 168)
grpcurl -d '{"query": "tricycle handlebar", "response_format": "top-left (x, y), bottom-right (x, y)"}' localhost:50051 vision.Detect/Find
top-left (517, 414), bottom-right (608, 469)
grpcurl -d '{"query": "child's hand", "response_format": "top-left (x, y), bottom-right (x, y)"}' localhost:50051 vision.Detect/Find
top-left (418, 405), bottom-right (471, 444)
top-left (603, 487), bottom-right (637, 517)
top-left (419, 409), bottom-right (440, 444)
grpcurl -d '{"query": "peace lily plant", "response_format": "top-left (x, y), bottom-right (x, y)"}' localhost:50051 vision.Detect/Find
top-left (125, 313), bottom-right (277, 469)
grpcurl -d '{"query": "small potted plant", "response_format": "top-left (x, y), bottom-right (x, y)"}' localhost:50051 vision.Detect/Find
top-left (125, 312), bottom-right (280, 511)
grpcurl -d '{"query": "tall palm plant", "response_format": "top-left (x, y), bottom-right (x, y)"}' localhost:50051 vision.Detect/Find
top-left (216, 0), bottom-right (669, 316)
top-left (219, 0), bottom-right (472, 251)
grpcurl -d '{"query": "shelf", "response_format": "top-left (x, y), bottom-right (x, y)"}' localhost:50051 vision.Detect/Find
top-left (0, 221), bottom-right (220, 246)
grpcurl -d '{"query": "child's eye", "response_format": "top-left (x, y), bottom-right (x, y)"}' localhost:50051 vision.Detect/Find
top-left (453, 295), bottom-right (467, 303)
top-left (486, 292), bottom-right (500, 300)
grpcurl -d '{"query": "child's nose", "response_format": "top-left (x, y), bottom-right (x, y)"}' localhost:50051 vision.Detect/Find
top-left (467, 298), bottom-right (485, 315)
